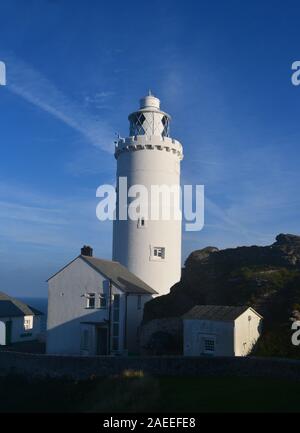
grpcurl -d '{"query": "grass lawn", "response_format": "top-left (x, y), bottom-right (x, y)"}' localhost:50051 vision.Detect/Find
top-left (1, 373), bottom-right (300, 412)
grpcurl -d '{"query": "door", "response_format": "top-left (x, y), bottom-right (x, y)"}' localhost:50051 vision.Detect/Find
top-left (96, 327), bottom-right (108, 355)
top-left (0, 321), bottom-right (6, 345)
top-left (5, 321), bottom-right (12, 345)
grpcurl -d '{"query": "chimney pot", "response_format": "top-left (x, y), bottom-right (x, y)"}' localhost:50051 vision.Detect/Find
top-left (81, 245), bottom-right (93, 257)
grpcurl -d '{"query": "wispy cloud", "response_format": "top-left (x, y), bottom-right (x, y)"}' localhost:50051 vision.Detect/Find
top-left (83, 91), bottom-right (115, 110)
top-left (4, 54), bottom-right (115, 153)
top-left (0, 200), bottom-right (66, 226)
top-left (0, 180), bottom-right (112, 250)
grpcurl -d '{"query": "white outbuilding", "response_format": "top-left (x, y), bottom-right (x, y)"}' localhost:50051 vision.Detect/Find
top-left (0, 291), bottom-right (44, 346)
top-left (47, 246), bottom-right (157, 356)
top-left (183, 305), bottom-right (263, 357)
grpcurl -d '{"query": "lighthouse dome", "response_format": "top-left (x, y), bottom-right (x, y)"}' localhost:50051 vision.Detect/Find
top-left (129, 92), bottom-right (170, 138)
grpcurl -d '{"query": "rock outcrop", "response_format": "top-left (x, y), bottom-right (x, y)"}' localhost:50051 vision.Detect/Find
top-left (143, 234), bottom-right (300, 358)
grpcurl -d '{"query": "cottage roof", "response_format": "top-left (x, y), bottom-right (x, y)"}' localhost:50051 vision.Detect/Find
top-left (48, 255), bottom-right (157, 295)
top-left (0, 291), bottom-right (44, 318)
top-left (182, 305), bottom-right (262, 321)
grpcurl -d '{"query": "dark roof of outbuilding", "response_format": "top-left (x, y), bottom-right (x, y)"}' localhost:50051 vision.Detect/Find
top-left (48, 255), bottom-right (157, 295)
top-left (0, 292), bottom-right (44, 318)
top-left (182, 305), bottom-right (262, 321)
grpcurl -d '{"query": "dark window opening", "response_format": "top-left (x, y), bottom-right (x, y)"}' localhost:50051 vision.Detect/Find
top-left (129, 113), bottom-right (147, 136)
top-left (161, 115), bottom-right (169, 137)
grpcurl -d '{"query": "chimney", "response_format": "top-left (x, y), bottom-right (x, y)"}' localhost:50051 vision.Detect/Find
top-left (81, 245), bottom-right (93, 257)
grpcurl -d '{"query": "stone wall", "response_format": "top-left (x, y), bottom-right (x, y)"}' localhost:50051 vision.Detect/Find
top-left (1, 350), bottom-right (300, 381)
top-left (139, 317), bottom-right (183, 355)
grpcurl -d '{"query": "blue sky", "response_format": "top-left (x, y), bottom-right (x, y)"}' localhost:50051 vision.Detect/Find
top-left (0, 0), bottom-right (300, 297)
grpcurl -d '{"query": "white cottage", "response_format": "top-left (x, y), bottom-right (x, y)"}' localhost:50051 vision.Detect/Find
top-left (46, 246), bottom-right (157, 356)
top-left (183, 305), bottom-right (263, 357)
top-left (0, 291), bottom-right (44, 346)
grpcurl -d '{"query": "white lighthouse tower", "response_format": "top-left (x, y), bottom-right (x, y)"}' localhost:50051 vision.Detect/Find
top-left (112, 93), bottom-right (183, 296)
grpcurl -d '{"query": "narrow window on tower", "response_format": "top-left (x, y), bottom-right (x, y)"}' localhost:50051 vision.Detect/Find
top-left (137, 217), bottom-right (146, 228)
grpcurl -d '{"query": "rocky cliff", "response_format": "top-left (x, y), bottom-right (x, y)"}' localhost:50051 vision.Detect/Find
top-left (143, 234), bottom-right (300, 358)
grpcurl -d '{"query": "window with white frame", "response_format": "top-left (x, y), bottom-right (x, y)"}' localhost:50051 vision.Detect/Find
top-left (24, 315), bottom-right (33, 331)
top-left (113, 294), bottom-right (120, 322)
top-left (152, 246), bottom-right (165, 259)
top-left (86, 293), bottom-right (95, 309)
top-left (99, 293), bottom-right (107, 309)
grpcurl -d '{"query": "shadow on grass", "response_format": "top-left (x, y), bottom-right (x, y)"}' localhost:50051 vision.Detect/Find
top-left (1, 371), bottom-right (300, 413)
